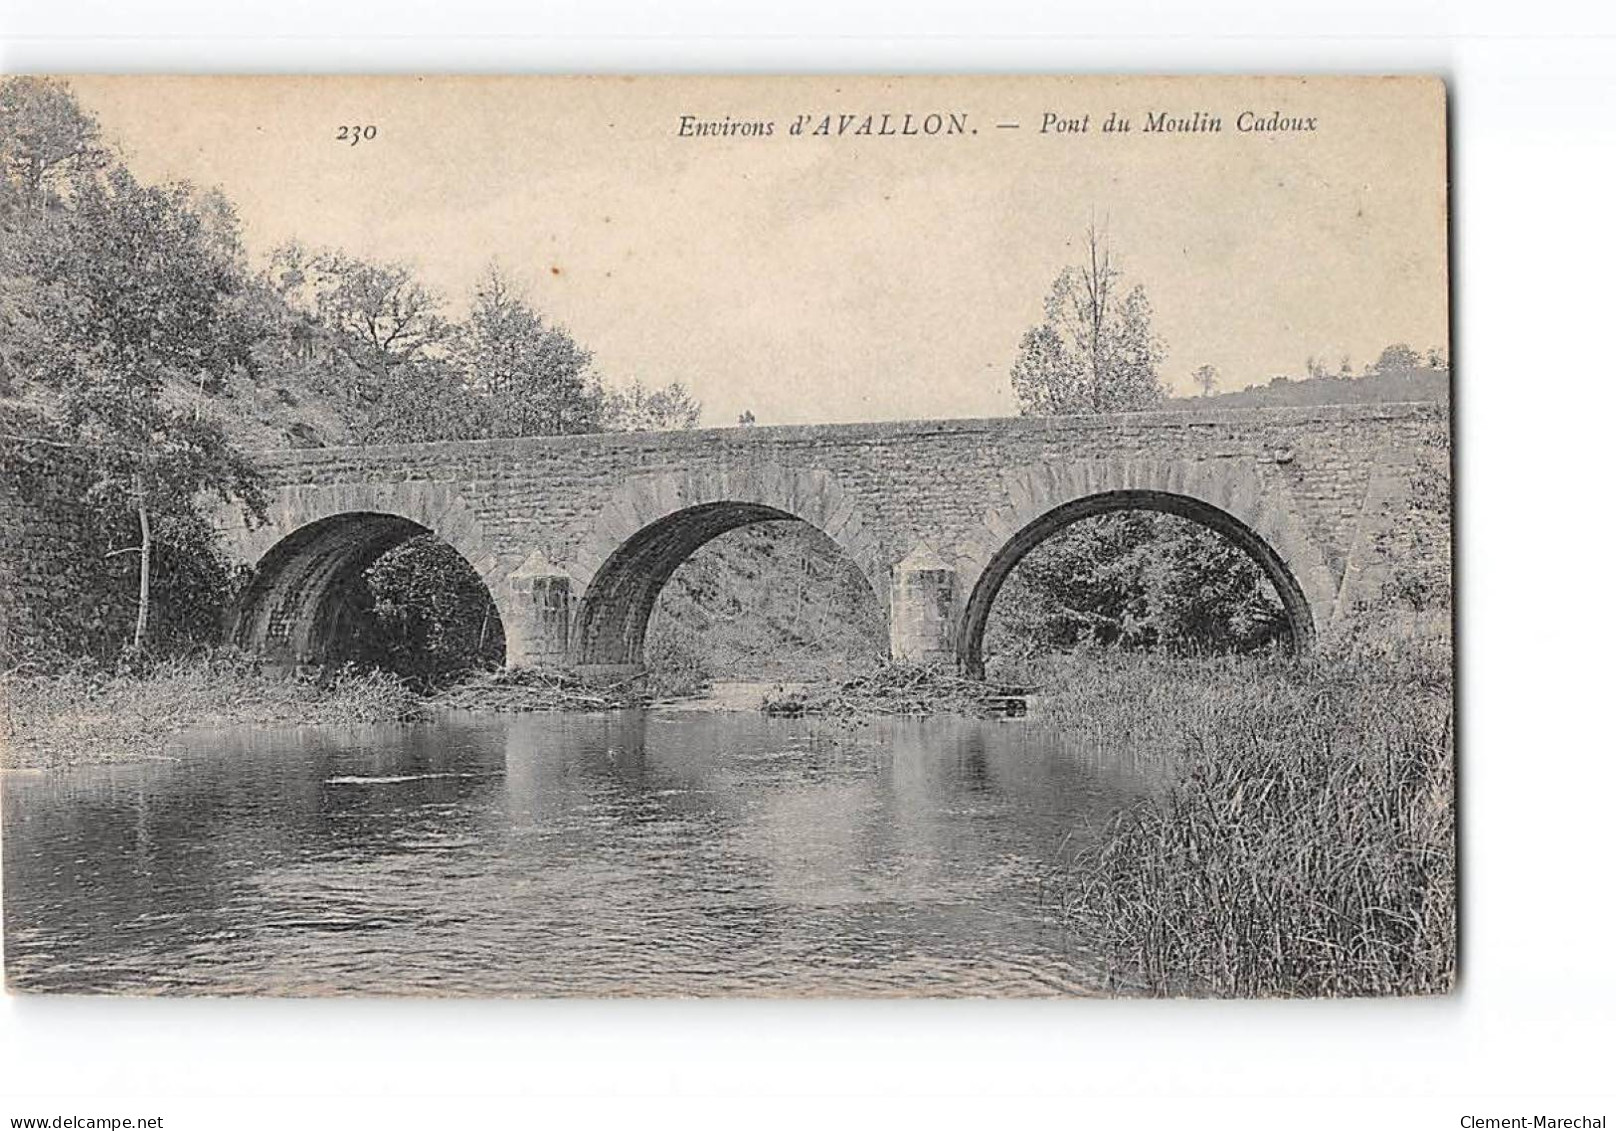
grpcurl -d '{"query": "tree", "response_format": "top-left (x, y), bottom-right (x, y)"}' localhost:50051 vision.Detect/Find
top-left (986, 513), bottom-right (1287, 659)
top-left (737, 410), bottom-right (757, 426)
top-left (2, 77), bottom-right (112, 394)
top-left (0, 76), bottom-right (108, 212)
top-left (1370, 342), bottom-right (1422, 377)
top-left (1375, 420), bottom-right (1450, 615)
top-left (3, 146), bottom-right (264, 653)
top-left (603, 378), bottom-right (702, 432)
top-left (990, 221), bottom-right (1282, 665)
top-left (458, 263), bottom-right (603, 437)
top-left (265, 243), bottom-right (469, 442)
top-left (1010, 223), bottom-right (1165, 415)
top-left (334, 534), bottom-right (504, 688)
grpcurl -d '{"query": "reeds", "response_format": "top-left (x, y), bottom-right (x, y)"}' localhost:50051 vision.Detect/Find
top-left (1047, 630), bottom-right (1455, 997)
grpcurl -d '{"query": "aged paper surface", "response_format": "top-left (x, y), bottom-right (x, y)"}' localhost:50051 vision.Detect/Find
top-left (62, 74), bottom-right (1447, 423)
top-left (1, 75), bottom-right (1451, 998)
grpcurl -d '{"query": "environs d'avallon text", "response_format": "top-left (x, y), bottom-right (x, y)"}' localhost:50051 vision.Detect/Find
top-left (676, 109), bottom-right (1319, 139)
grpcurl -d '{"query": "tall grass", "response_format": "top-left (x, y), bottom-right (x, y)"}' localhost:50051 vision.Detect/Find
top-left (1035, 622), bottom-right (1454, 997)
top-left (1, 649), bottom-right (419, 770)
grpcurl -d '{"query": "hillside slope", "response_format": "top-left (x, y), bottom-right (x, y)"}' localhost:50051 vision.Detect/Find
top-left (646, 521), bottom-right (888, 678)
top-left (1164, 366), bottom-right (1449, 411)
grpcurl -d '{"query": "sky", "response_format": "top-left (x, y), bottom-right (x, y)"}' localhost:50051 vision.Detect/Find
top-left (68, 75), bottom-right (1449, 427)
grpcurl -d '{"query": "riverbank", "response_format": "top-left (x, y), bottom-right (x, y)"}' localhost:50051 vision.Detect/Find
top-left (427, 663), bottom-right (708, 713)
top-left (1046, 623), bottom-right (1455, 998)
top-left (1, 654), bottom-right (1001, 770)
top-left (0, 652), bottom-right (726, 770)
top-left (1, 654), bottom-right (424, 770)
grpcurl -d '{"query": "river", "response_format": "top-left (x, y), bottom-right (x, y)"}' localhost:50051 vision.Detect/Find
top-left (2, 708), bottom-right (1153, 997)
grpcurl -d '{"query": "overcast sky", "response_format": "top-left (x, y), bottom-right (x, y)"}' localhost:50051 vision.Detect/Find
top-left (70, 75), bottom-right (1448, 427)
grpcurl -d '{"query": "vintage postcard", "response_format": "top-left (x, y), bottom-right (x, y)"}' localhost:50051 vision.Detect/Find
top-left (0, 75), bottom-right (1451, 998)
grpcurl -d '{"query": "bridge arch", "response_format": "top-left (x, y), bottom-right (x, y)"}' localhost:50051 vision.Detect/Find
top-left (953, 459), bottom-right (1338, 675)
top-left (567, 468), bottom-right (886, 670)
top-left (225, 483), bottom-right (510, 670)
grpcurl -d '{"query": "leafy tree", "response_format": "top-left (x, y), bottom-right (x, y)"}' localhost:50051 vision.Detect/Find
top-left (0, 76), bottom-right (108, 212)
top-left (603, 378), bottom-right (702, 432)
top-left (1375, 421), bottom-right (1451, 614)
top-left (1370, 342), bottom-right (1422, 377)
top-left (1192, 363), bottom-right (1220, 397)
top-left (265, 243), bottom-right (472, 443)
top-left (987, 513), bottom-right (1286, 660)
top-left (1, 77), bottom-right (111, 395)
top-left (458, 263), bottom-right (604, 437)
top-left (1010, 224), bottom-right (1165, 416)
top-left (333, 534), bottom-right (504, 689)
top-left (2, 96), bottom-right (265, 655)
top-left (0, 403), bottom-right (250, 669)
top-left (362, 357), bottom-right (483, 445)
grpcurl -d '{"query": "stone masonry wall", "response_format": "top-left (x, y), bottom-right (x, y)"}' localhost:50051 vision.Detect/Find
top-left (218, 402), bottom-right (1448, 668)
top-left (237, 404), bottom-right (1439, 574)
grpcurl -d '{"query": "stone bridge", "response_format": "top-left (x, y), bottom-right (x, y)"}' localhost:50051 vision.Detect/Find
top-left (214, 402), bottom-right (1445, 675)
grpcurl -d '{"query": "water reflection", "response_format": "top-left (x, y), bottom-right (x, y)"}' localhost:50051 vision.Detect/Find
top-left (3, 709), bottom-right (1151, 997)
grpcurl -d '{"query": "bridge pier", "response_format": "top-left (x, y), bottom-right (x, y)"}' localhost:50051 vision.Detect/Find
top-left (889, 544), bottom-right (956, 665)
top-left (505, 555), bottom-right (573, 667)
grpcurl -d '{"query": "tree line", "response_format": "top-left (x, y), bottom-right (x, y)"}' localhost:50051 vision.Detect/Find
top-left (258, 245), bottom-right (700, 447)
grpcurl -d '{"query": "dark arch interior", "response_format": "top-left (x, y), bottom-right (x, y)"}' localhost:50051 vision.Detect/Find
top-left (575, 502), bottom-right (883, 670)
top-left (234, 511), bottom-right (506, 675)
top-left (959, 490), bottom-right (1314, 677)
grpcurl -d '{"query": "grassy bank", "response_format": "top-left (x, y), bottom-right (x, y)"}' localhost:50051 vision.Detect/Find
top-left (1, 652), bottom-right (421, 770)
top-left (0, 648), bottom-right (714, 770)
top-left (1038, 625), bottom-right (1455, 997)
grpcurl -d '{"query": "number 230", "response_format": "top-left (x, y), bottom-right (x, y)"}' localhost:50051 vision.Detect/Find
top-left (336, 125), bottom-right (378, 146)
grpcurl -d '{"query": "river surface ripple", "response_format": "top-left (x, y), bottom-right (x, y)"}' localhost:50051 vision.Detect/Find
top-left (3, 709), bottom-right (1154, 997)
